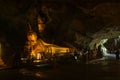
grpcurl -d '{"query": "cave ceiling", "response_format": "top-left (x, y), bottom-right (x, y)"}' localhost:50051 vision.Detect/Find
top-left (0, 0), bottom-right (120, 48)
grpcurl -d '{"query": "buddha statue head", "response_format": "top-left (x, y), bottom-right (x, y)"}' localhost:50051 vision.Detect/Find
top-left (27, 24), bottom-right (37, 46)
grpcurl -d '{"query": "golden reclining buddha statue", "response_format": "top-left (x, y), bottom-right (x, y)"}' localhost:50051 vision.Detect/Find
top-left (24, 29), bottom-right (74, 59)
top-left (22, 16), bottom-right (75, 61)
top-left (23, 27), bottom-right (74, 61)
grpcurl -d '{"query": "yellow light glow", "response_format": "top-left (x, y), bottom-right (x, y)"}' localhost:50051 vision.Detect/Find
top-left (38, 24), bottom-right (45, 32)
top-left (38, 16), bottom-right (45, 32)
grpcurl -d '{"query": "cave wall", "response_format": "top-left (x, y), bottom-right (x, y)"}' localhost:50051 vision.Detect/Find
top-left (0, 0), bottom-right (120, 65)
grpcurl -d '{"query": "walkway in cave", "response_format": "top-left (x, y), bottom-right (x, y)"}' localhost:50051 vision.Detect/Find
top-left (0, 53), bottom-right (120, 80)
top-left (87, 52), bottom-right (119, 64)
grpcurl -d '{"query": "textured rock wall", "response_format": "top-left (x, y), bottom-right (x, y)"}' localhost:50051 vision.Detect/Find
top-left (0, 0), bottom-right (120, 65)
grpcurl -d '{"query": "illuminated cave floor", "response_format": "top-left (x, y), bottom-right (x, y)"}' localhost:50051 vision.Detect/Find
top-left (0, 53), bottom-right (120, 80)
top-left (1, 64), bottom-right (120, 80)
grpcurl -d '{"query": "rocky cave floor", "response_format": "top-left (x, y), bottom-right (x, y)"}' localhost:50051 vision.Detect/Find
top-left (0, 54), bottom-right (120, 80)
